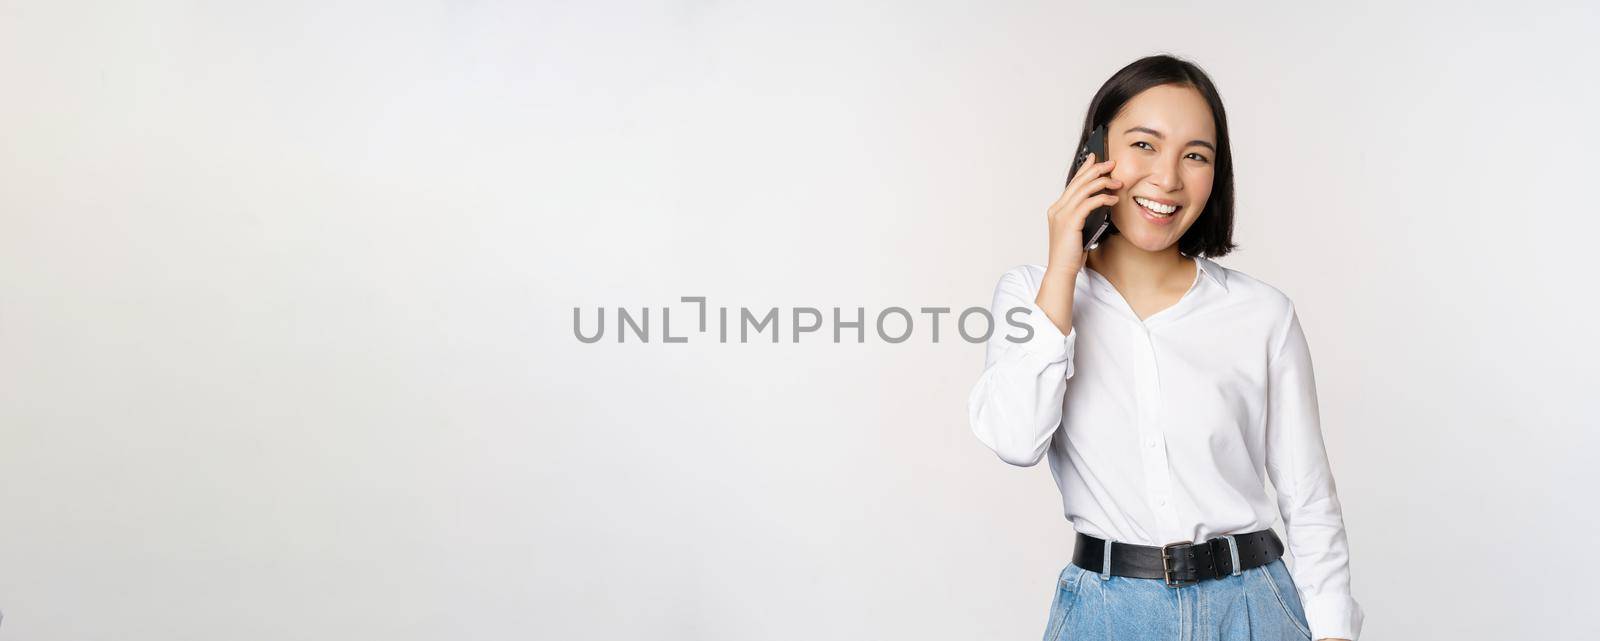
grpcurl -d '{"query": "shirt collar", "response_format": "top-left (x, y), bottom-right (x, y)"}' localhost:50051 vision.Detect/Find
top-left (1195, 256), bottom-right (1229, 292)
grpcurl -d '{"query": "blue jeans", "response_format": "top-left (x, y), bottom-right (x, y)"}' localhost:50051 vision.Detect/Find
top-left (1042, 558), bottom-right (1315, 641)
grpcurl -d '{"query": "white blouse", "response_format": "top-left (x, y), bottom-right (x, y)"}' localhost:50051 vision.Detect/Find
top-left (968, 257), bottom-right (1363, 641)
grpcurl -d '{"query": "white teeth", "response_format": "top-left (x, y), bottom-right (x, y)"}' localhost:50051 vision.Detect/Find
top-left (1135, 197), bottom-right (1178, 215)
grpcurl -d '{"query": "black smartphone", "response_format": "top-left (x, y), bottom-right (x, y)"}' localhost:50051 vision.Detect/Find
top-left (1067, 124), bottom-right (1117, 250)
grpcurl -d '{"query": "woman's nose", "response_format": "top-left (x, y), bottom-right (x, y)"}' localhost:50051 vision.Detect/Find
top-left (1151, 157), bottom-right (1183, 191)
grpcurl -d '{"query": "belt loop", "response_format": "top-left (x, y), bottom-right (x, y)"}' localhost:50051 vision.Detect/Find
top-left (1100, 539), bottom-right (1113, 580)
top-left (1222, 534), bottom-right (1241, 577)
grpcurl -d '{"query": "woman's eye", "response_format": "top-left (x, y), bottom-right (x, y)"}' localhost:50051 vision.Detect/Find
top-left (1133, 141), bottom-right (1154, 150)
top-left (1186, 153), bottom-right (1211, 163)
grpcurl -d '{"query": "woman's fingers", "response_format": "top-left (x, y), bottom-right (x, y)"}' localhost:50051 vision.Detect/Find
top-left (1048, 192), bottom-right (1118, 240)
top-left (1061, 159), bottom-right (1117, 203)
top-left (1067, 175), bottom-right (1123, 207)
top-left (1077, 193), bottom-right (1118, 218)
top-left (1082, 193), bottom-right (1119, 213)
top-left (1070, 151), bottom-right (1098, 183)
top-left (1068, 156), bottom-right (1113, 190)
top-left (1043, 154), bottom-right (1120, 269)
top-left (1051, 168), bottom-right (1121, 218)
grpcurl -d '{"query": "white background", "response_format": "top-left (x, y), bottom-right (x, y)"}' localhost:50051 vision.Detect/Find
top-left (2, 1), bottom-right (1597, 639)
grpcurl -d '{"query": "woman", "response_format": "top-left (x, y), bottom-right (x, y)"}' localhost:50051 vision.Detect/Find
top-left (968, 55), bottom-right (1363, 641)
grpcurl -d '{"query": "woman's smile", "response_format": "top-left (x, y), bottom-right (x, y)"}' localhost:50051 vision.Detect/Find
top-left (1133, 196), bottom-right (1181, 225)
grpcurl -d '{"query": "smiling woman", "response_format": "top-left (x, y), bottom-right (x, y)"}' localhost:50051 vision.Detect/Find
top-left (1097, 87), bottom-right (1223, 251)
top-left (968, 54), bottom-right (1363, 641)
top-left (1119, 118), bottom-right (1215, 226)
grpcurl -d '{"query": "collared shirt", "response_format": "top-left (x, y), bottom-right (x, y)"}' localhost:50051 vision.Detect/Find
top-left (968, 256), bottom-right (1364, 640)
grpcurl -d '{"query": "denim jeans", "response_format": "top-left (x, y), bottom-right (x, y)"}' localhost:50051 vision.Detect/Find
top-left (1042, 558), bottom-right (1315, 641)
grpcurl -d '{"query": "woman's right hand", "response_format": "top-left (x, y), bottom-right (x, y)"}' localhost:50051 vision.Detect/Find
top-left (1045, 153), bottom-right (1121, 274)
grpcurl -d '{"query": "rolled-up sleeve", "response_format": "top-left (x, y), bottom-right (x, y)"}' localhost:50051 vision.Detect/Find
top-left (1264, 304), bottom-right (1365, 640)
top-left (967, 267), bottom-right (1076, 467)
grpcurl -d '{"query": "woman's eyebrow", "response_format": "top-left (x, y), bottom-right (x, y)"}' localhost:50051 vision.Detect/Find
top-left (1124, 126), bottom-right (1217, 153)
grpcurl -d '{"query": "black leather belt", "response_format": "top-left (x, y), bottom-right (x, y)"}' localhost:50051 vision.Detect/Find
top-left (1071, 529), bottom-right (1284, 588)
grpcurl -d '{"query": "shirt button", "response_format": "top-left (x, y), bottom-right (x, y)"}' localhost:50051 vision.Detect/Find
top-left (1146, 439), bottom-right (1156, 448)
top-left (1158, 498), bottom-right (1167, 506)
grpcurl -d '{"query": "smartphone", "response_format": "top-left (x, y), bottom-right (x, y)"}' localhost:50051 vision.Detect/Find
top-left (1067, 124), bottom-right (1117, 250)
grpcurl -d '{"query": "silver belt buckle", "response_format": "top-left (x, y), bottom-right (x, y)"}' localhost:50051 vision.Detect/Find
top-left (1160, 540), bottom-right (1197, 588)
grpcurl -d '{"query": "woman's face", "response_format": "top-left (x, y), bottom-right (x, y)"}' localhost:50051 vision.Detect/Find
top-left (1104, 84), bottom-right (1218, 253)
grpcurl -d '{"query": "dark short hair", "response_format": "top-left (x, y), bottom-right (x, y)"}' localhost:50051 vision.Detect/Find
top-left (1073, 54), bottom-right (1238, 258)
